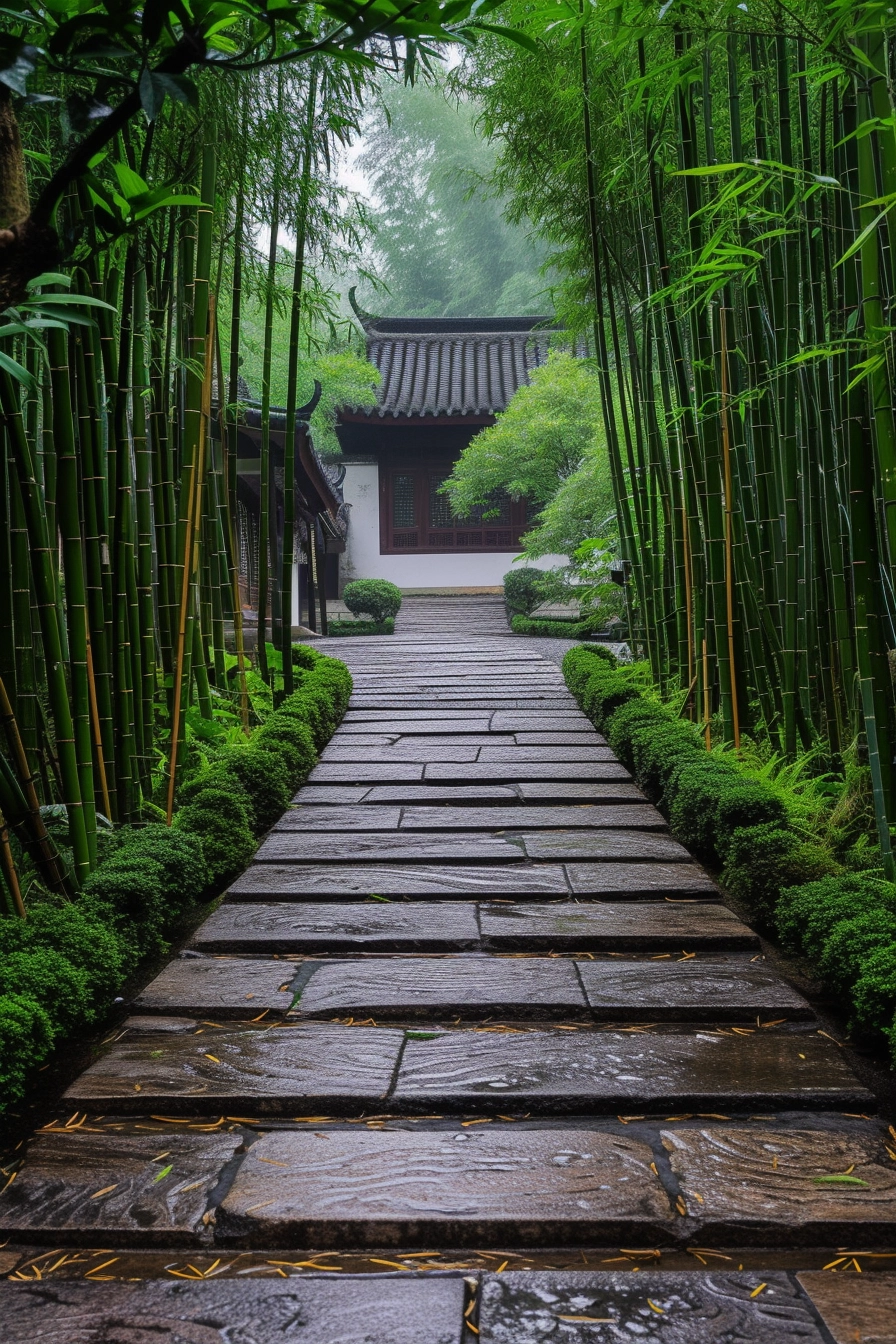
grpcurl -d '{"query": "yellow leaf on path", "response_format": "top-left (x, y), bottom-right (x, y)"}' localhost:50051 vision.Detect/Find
top-left (557, 1317), bottom-right (614, 1323)
top-left (647, 1300), bottom-right (665, 1314)
top-left (750, 1283), bottom-right (767, 1297)
top-left (89, 1185), bottom-right (118, 1199)
top-left (205, 1055), bottom-right (221, 1064)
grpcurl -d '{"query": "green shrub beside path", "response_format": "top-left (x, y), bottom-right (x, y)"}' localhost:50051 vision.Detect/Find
top-left (563, 645), bottom-right (896, 1060)
top-left (0, 646), bottom-right (351, 1113)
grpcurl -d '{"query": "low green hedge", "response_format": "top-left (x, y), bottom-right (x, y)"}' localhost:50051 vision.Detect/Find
top-left (563, 644), bottom-right (896, 1059)
top-left (0, 646), bottom-right (351, 1112)
top-left (511, 614), bottom-right (608, 639)
top-left (327, 618), bottom-right (394, 636)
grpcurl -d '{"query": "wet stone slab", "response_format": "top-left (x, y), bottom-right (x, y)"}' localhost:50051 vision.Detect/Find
top-left (518, 782), bottom-right (647, 804)
top-left (479, 901), bottom-right (758, 950)
top-left (191, 901), bottom-right (481, 952)
top-left (577, 959), bottom-right (813, 1020)
top-left (491, 713), bottom-right (595, 730)
top-left (424, 762), bottom-right (632, 783)
top-left (478, 1271), bottom-right (826, 1344)
top-left (274, 805), bottom-right (404, 831)
top-left (512, 732), bottom-right (606, 745)
top-left (228, 863), bottom-right (570, 899)
top-left (132, 958), bottom-right (297, 1017)
top-left (522, 831), bottom-right (691, 862)
top-left (291, 785), bottom-right (373, 805)
top-left (217, 1127), bottom-right (673, 1248)
top-left (664, 1127), bottom-right (896, 1245)
top-left (567, 862), bottom-right (719, 898)
top-left (0, 1130), bottom-right (240, 1246)
top-left (394, 805), bottom-right (667, 831)
top-left (477, 746), bottom-right (616, 762)
top-left (322, 742), bottom-right (482, 763)
top-left (797, 1272), bottom-right (896, 1344)
top-left (393, 1029), bottom-right (870, 1112)
top-left (255, 831), bottom-right (526, 864)
top-left (0, 1277), bottom-right (467, 1344)
top-left (308, 763), bottom-right (425, 784)
top-left (64, 1024), bottom-right (405, 1113)
top-left (364, 784), bottom-right (521, 805)
top-left (338, 718), bottom-right (493, 734)
top-left (296, 957), bottom-right (587, 1019)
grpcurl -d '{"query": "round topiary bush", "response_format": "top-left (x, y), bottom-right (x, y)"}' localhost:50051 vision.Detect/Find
top-left (216, 745), bottom-right (291, 833)
top-left (343, 579), bottom-right (402, 623)
top-left (0, 948), bottom-right (93, 1034)
top-left (503, 567), bottom-right (546, 616)
top-left (0, 994), bottom-right (55, 1109)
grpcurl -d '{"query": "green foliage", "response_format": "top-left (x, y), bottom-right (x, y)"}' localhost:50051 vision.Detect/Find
top-left (563, 647), bottom-right (639, 727)
top-left (22, 902), bottom-right (133, 1009)
top-left (851, 948), bottom-right (896, 1040)
top-left (775, 876), bottom-right (896, 962)
top-left (292, 644), bottom-right (322, 671)
top-left (0, 949), bottom-right (92, 1035)
top-left (510, 615), bottom-right (602, 638)
top-left (722, 826), bottom-right (840, 928)
top-left (445, 353), bottom-right (605, 519)
top-left (818, 912), bottom-right (896, 999)
top-left (354, 77), bottom-right (548, 318)
top-left (175, 797), bottom-right (256, 889)
top-left (327, 618), bottom-right (395, 636)
top-left (216, 746), bottom-right (291, 834)
top-left (0, 995), bottom-right (54, 1109)
top-left (503, 567), bottom-right (547, 616)
top-left (255, 717), bottom-right (317, 787)
top-left (342, 580), bottom-right (402, 623)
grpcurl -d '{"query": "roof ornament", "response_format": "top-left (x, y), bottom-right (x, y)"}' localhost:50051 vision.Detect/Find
top-left (297, 380), bottom-right (322, 421)
top-left (348, 286), bottom-right (379, 328)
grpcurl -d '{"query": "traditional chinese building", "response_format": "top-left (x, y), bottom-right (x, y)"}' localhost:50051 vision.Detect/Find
top-left (335, 310), bottom-right (558, 591)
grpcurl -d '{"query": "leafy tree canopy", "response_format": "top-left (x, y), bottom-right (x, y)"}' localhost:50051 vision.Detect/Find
top-left (444, 350), bottom-right (609, 527)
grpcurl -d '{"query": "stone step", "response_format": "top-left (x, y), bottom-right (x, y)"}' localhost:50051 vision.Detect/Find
top-left (293, 956), bottom-right (811, 1022)
top-left (255, 830), bottom-right (690, 865)
top-left (214, 1127), bottom-right (674, 1249)
top-left (64, 1023), bottom-right (869, 1114)
top-left (0, 1277), bottom-right (467, 1344)
top-left (293, 781), bottom-right (649, 806)
top-left (4, 1122), bottom-right (895, 1251)
top-left (227, 861), bottom-right (718, 900)
top-left (274, 804), bottom-right (668, 832)
top-left (479, 1271), bottom-right (829, 1343)
top-left (319, 743), bottom-right (615, 763)
top-left (190, 899), bottom-right (754, 954)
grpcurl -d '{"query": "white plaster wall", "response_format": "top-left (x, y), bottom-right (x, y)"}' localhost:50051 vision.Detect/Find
top-left (339, 461), bottom-right (565, 592)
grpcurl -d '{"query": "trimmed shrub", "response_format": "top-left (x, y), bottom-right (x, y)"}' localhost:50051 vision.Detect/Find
top-left (175, 788), bottom-right (256, 889)
top-left (0, 995), bottom-right (54, 1107)
top-left (722, 825), bottom-right (840, 927)
top-left (216, 745), bottom-right (291, 833)
top-left (818, 910), bottom-right (896, 998)
top-left (850, 945), bottom-right (896, 1036)
top-left (328, 618), bottom-right (394, 636)
top-left (511, 614), bottom-right (599, 638)
top-left (292, 643), bottom-right (321, 671)
top-left (605, 698), bottom-right (670, 766)
top-left (775, 875), bottom-right (896, 961)
top-left (627, 721), bottom-right (703, 800)
top-left (666, 758), bottom-right (742, 857)
top-left (83, 862), bottom-right (167, 943)
top-left (278, 693), bottom-right (331, 752)
top-left (179, 768), bottom-right (256, 832)
top-left (24, 902), bottom-right (132, 1010)
top-left (713, 780), bottom-right (787, 856)
top-left (0, 949), bottom-right (92, 1034)
top-left (342, 579), bottom-right (402, 623)
top-left (255, 717), bottom-right (317, 786)
top-left (503, 567), bottom-right (546, 616)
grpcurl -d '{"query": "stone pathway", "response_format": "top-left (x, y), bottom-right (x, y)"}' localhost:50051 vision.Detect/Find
top-left (2, 627), bottom-right (896, 1341)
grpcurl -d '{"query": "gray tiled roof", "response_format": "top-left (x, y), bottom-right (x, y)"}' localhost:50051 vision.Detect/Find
top-left (364, 316), bottom-right (555, 418)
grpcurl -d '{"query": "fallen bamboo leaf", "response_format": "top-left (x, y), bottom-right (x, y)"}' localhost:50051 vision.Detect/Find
top-left (647, 1300), bottom-right (665, 1314)
top-left (89, 1185), bottom-right (118, 1199)
top-left (152, 1165), bottom-right (173, 1183)
top-left (557, 1317), bottom-right (614, 1323)
top-left (204, 1055), bottom-right (221, 1064)
top-left (85, 1258), bottom-right (118, 1275)
top-left (812, 1175), bottom-right (868, 1186)
top-left (750, 1283), bottom-right (767, 1297)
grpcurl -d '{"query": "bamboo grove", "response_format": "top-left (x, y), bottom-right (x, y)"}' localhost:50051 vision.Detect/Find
top-left (465, 0), bottom-right (896, 867)
top-left (0, 10), bottom-right (396, 910)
